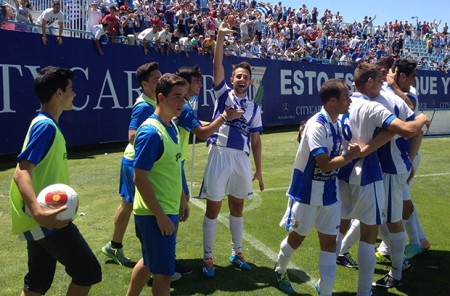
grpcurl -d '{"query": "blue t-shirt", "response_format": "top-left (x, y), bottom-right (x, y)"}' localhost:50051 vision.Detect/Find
top-left (134, 114), bottom-right (178, 172)
top-left (18, 112), bottom-right (58, 165)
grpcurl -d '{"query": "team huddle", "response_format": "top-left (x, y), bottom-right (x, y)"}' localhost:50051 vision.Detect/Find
top-left (10, 16), bottom-right (429, 296)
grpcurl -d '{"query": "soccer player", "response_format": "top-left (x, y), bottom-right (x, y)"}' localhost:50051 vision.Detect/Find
top-left (337, 63), bottom-right (429, 296)
top-left (126, 73), bottom-right (188, 296)
top-left (372, 58), bottom-right (422, 288)
top-left (10, 66), bottom-right (101, 296)
top-left (402, 86), bottom-right (431, 259)
top-left (102, 62), bottom-right (161, 265)
top-left (274, 79), bottom-right (361, 295)
top-left (175, 65), bottom-right (244, 202)
top-left (200, 16), bottom-right (264, 278)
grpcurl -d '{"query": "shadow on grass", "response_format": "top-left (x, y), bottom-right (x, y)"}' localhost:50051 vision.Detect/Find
top-left (103, 259), bottom-right (137, 269)
top-left (372, 249), bottom-right (450, 296)
top-left (149, 258), bottom-right (314, 295)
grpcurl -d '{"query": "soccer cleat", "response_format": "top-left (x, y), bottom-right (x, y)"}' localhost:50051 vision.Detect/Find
top-left (230, 252), bottom-right (251, 270)
top-left (171, 272), bottom-right (182, 282)
top-left (101, 242), bottom-right (131, 265)
top-left (375, 251), bottom-right (391, 262)
top-left (175, 260), bottom-right (193, 275)
top-left (404, 244), bottom-right (423, 260)
top-left (274, 266), bottom-right (294, 294)
top-left (403, 258), bottom-right (413, 272)
top-left (421, 240), bottom-right (431, 251)
top-left (202, 257), bottom-right (215, 278)
top-left (336, 253), bottom-right (358, 268)
top-left (315, 279), bottom-right (321, 294)
top-left (372, 273), bottom-right (404, 288)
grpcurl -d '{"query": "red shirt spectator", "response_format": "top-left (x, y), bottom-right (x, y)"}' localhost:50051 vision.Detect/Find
top-left (102, 6), bottom-right (119, 36)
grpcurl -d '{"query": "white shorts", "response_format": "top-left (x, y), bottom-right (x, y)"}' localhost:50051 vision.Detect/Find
top-left (339, 180), bottom-right (385, 226)
top-left (383, 172), bottom-right (409, 223)
top-left (279, 198), bottom-right (341, 236)
top-left (403, 153), bottom-right (421, 201)
top-left (199, 145), bottom-right (253, 201)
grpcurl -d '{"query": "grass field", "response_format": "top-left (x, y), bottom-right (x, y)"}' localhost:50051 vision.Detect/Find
top-left (0, 132), bottom-right (449, 296)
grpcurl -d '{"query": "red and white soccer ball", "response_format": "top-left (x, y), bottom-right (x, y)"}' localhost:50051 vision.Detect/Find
top-left (26, 184), bottom-right (79, 221)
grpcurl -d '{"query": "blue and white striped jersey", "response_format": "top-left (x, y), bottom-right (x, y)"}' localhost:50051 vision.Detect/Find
top-left (207, 80), bottom-right (263, 154)
top-left (338, 92), bottom-right (397, 186)
top-left (376, 84), bottom-right (415, 174)
top-left (287, 107), bottom-right (342, 206)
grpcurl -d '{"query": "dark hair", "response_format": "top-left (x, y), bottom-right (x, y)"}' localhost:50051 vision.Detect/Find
top-left (34, 66), bottom-right (73, 104)
top-left (392, 58), bottom-right (417, 77)
top-left (155, 73), bottom-right (188, 103)
top-left (353, 62), bottom-right (380, 91)
top-left (376, 55), bottom-right (395, 69)
top-left (175, 65), bottom-right (202, 84)
top-left (319, 78), bottom-right (346, 104)
top-left (232, 62), bottom-right (252, 77)
top-left (136, 62), bottom-right (160, 87)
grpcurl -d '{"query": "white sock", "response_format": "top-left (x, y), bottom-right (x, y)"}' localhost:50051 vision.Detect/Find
top-left (230, 215), bottom-right (243, 256)
top-left (389, 231), bottom-right (406, 280)
top-left (404, 209), bottom-right (420, 246)
top-left (340, 220), bottom-right (360, 254)
top-left (336, 232), bottom-right (345, 257)
top-left (276, 237), bottom-right (295, 274)
top-left (357, 241), bottom-right (376, 296)
top-left (413, 209), bottom-right (427, 242)
top-left (203, 216), bottom-right (217, 259)
top-left (319, 251), bottom-right (336, 296)
top-left (378, 223), bottom-right (390, 254)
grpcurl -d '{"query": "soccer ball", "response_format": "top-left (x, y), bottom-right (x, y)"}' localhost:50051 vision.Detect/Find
top-left (25, 184), bottom-right (79, 221)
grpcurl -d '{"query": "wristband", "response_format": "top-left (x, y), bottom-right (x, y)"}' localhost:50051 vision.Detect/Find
top-left (220, 114), bottom-right (227, 121)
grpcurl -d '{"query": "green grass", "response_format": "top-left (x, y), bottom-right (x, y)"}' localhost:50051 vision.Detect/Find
top-left (1, 133), bottom-right (449, 296)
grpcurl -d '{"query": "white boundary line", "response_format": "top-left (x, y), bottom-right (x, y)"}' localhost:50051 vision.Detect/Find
top-left (189, 197), bottom-right (318, 288)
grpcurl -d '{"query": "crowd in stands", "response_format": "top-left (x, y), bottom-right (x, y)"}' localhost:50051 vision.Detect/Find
top-left (2, 0), bottom-right (450, 70)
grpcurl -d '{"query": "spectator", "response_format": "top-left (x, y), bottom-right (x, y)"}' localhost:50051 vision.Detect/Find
top-left (86, 0), bottom-right (102, 34)
top-left (13, 0), bottom-right (34, 32)
top-left (92, 21), bottom-right (110, 55)
top-left (156, 23), bottom-right (172, 55)
top-left (178, 33), bottom-right (193, 58)
top-left (102, 6), bottom-right (120, 42)
top-left (138, 24), bottom-right (159, 55)
top-left (119, 7), bottom-right (140, 37)
top-left (36, 0), bottom-right (64, 46)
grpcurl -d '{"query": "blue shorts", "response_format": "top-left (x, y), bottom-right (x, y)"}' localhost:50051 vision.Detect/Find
top-left (24, 223), bottom-right (102, 294)
top-left (181, 160), bottom-right (189, 196)
top-left (135, 214), bottom-right (178, 276)
top-left (119, 157), bottom-right (135, 203)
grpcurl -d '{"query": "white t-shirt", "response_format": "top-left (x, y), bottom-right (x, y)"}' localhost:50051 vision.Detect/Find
top-left (37, 8), bottom-right (64, 27)
top-left (138, 28), bottom-right (159, 41)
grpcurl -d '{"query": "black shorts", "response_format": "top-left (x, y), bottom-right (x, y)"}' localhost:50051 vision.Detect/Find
top-left (24, 223), bottom-right (102, 294)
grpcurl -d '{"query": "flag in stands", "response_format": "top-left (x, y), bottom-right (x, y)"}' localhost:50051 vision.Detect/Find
top-left (233, 0), bottom-right (246, 10)
top-left (255, 2), bottom-right (272, 16)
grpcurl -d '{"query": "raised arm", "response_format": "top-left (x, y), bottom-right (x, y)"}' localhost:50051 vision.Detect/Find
top-left (213, 16), bottom-right (235, 86)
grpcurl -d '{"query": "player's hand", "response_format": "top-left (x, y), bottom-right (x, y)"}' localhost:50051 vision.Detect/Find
top-left (219, 16), bottom-right (236, 35)
top-left (406, 166), bottom-right (415, 184)
top-left (155, 214), bottom-right (175, 236)
top-left (224, 106), bottom-right (244, 121)
top-left (386, 67), bottom-right (398, 88)
top-left (417, 113), bottom-right (431, 128)
top-left (346, 143), bottom-right (361, 160)
top-left (179, 202), bottom-right (190, 222)
top-left (33, 205), bottom-right (70, 229)
top-left (253, 170), bottom-right (264, 191)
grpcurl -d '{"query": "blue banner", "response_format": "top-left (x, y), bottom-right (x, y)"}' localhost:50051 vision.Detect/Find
top-left (1, 29), bottom-right (450, 154)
